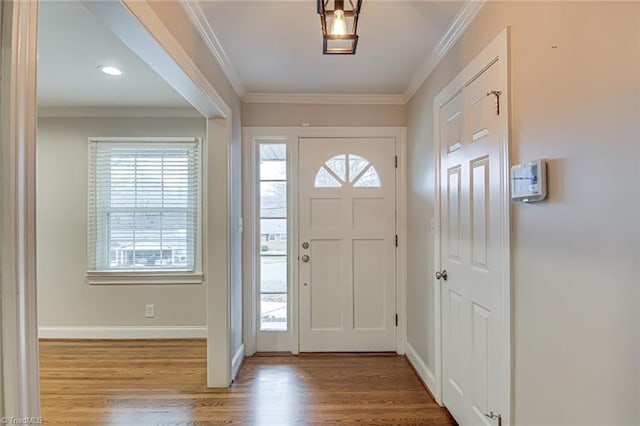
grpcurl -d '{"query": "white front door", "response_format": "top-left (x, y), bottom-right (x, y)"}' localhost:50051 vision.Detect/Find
top-left (439, 58), bottom-right (508, 422)
top-left (299, 138), bottom-right (397, 352)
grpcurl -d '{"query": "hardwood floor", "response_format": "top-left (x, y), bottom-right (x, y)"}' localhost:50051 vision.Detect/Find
top-left (39, 339), bottom-right (456, 425)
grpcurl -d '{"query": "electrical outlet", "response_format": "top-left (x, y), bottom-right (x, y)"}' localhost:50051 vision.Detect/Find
top-left (145, 304), bottom-right (155, 318)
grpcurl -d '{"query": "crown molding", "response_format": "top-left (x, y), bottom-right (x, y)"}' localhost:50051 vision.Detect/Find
top-left (37, 107), bottom-right (203, 118)
top-left (404, 0), bottom-right (486, 102)
top-left (180, 0), bottom-right (247, 99)
top-left (243, 92), bottom-right (407, 105)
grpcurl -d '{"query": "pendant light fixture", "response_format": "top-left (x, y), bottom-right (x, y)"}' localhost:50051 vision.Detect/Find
top-left (317, 0), bottom-right (362, 55)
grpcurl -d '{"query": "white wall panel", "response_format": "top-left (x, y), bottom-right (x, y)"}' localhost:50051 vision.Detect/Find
top-left (37, 117), bottom-right (207, 328)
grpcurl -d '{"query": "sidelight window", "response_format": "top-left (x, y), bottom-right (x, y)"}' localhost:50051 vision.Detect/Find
top-left (258, 144), bottom-right (288, 331)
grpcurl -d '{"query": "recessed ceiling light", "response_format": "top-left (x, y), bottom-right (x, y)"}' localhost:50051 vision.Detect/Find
top-left (98, 65), bottom-right (122, 76)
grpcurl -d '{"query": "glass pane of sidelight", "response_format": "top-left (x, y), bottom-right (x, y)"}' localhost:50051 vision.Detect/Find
top-left (260, 182), bottom-right (287, 217)
top-left (260, 256), bottom-right (287, 293)
top-left (260, 293), bottom-right (287, 331)
top-left (259, 143), bottom-right (288, 331)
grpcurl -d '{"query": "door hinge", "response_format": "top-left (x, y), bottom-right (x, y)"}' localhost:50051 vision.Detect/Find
top-left (395, 235), bottom-right (398, 247)
top-left (395, 314), bottom-right (398, 327)
top-left (394, 155), bottom-right (398, 168)
top-left (485, 412), bottom-right (502, 426)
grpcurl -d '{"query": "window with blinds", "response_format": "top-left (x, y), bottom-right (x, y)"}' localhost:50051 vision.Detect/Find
top-left (87, 138), bottom-right (200, 273)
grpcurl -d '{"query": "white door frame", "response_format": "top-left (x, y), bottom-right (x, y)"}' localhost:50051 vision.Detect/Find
top-left (242, 127), bottom-right (407, 355)
top-left (432, 28), bottom-right (512, 422)
top-left (1, 0), bottom-right (236, 415)
top-left (1, 0), bottom-right (40, 416)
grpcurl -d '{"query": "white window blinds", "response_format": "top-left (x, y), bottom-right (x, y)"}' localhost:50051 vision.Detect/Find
top-left (88, 138), bottom-right (200, 272)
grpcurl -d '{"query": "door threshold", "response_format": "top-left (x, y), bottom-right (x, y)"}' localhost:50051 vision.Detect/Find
top-left (253, 351), bottom-right (294, 357)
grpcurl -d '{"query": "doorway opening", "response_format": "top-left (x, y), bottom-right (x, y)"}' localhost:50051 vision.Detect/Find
top-left (1, 0), bottom-right (235, 417)
top-left (35, 2), bottom-right (209, 420)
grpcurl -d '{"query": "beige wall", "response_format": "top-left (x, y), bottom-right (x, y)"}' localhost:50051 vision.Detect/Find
top-left (243, 103), bottom-right (406, 127)
top-left (406, 2), bottom-right (640, 424)
top-left (148, 1), bottom-right (245, 354)
top-left (37, 117), bottom-right (207, 327)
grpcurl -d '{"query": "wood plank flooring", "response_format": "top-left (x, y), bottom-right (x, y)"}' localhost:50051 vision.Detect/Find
top-left (39, 339), bottom-right (456, 425)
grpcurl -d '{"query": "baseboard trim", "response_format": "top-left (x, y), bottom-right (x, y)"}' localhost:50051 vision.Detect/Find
top-left (405, 341), bottom-right (439, 403)
top-left (231, 343), bottom-right (245, 381)
top-left (38, 326), bottom-right (207, 339)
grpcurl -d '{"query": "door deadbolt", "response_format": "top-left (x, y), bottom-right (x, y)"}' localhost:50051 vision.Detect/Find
top-left (301, 255), bottom-right (310, 263)
top-left (302, 242), bottom-right (309, 249)
top-left (435, 270), bottom-right (448, 281)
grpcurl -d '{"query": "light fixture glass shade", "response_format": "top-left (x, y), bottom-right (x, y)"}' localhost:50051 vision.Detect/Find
top-left (318, 0), bottom-right (362, 55)
top-left (330, 10), bottom-right (347, 35)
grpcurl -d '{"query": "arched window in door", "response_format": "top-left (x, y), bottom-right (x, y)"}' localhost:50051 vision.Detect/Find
top-left (314, 154), bottom-right (381, 188)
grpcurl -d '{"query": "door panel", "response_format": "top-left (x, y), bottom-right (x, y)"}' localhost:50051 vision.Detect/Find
top-left (299, 138), bottom-right (396, 352)
top-left (310, 239), bottom-right (343, 330)
top-left (446, 109), bottom-right (463, 153)
top-left (472, 302), bottom-right (491, 415)
top-left (440, 59), bottom-right (507, 424)
top-left (471, 157), bottom-right (489, 269)
top-left (447, 289), bottom-right (465, 397)
top-left (352, 198), bottom-right (385, 229)
top-left (447, 166), bottom-right (462, 262)
top-left (311, 198), bottom-right (342, 229)
top-left (353, 239), bottom-right (386, 329)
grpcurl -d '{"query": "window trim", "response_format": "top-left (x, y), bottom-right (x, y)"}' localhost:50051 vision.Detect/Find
top-left (86, 136), bottom-right (203, 285)
top-left (86, 271), bottom-right (204, 285)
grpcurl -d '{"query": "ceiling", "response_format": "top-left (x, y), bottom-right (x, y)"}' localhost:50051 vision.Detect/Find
top-left (37, 0), bottom-right (468, 108)
top-left (37, 0), bottom-right (191, 109)
top-left (198, 1), bottom-right (465, 95)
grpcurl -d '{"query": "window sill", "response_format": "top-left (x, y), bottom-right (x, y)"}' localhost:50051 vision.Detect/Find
top-left (86, 271), bottom-right (204, 285)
